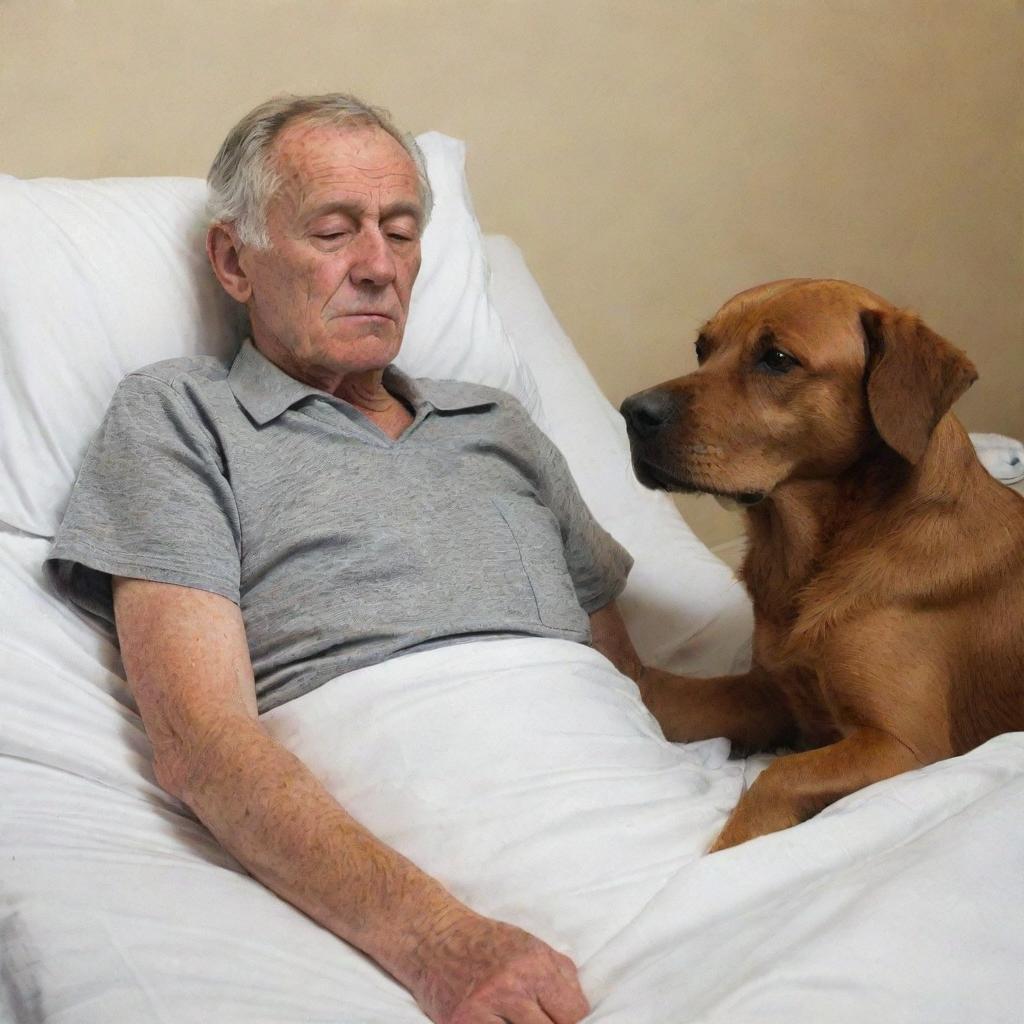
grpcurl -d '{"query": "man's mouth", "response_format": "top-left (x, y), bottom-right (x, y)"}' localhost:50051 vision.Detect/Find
top-left (634, 458), bottom-right (764, 506)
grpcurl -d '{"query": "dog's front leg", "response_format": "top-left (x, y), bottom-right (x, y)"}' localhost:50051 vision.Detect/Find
top-left (638, 666), bottom-right (795, 753)
top-left (708, 726), bottom-right (922, 852)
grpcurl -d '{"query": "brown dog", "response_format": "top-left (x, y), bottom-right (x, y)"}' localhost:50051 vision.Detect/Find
top-left (621, 279), bottom-right (1024, 851)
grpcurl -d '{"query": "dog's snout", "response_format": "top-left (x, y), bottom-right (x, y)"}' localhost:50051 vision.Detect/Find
top-left (620, 389), bottom-right (678, 438)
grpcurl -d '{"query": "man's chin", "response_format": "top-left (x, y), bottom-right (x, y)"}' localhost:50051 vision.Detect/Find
top-left (323, 330), bottom-right (403, 369)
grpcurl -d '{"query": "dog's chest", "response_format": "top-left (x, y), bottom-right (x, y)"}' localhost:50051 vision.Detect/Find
top-left (753, 608), bottom-right (829, 694)
top-left (745, 559), bottom-right (817, 655)
top-left (750, 581), bottom-right (847, 745)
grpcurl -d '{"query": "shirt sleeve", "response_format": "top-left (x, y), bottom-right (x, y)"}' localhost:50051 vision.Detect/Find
top-left (512, 403), bottom-right (634, 614)
top-left (44, 372), bottom-right (242, 625)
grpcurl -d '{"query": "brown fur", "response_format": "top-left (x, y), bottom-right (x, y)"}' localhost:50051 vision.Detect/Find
top-left (621, 279), bottom-right (1024, 851)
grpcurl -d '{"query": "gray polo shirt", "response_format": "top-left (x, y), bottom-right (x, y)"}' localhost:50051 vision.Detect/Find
top-left (46, 340), bottom-right (632, 712)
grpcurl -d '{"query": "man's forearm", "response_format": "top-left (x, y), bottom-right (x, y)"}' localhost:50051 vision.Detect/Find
top-left (178, 713), bottom-right (466, 991)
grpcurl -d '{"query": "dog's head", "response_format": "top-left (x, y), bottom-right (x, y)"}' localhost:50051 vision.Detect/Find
top-left (620, 279), bottom-right (977, 504)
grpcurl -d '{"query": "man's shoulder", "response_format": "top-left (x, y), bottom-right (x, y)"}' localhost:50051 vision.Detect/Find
top-left (123, 352), bottom-right (233, 394)
top-left (105, 352), bottom-right (237, 445)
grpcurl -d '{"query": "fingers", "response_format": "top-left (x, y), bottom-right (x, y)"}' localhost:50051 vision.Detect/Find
top-left (453, 971), bottom-right (588, 1024)
top-left (411, 910), bottom-right (589, 1024)
top-left (460, 1000), bottom-right (565, 1024)
top-left (503, 1002), bottom-right (558, 1024)
top-left (539, 988), bottom-right (590, 1024)
top-left (538, 954), bottom-right (590, 1024)
top-left (448, 955), bottom-right (588, 1024)
top-left (453, 1004), bottom-right (553, 1024)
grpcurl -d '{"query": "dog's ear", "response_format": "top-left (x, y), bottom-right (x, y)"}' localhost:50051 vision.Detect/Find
top-left (860, 308), bottom-right (977, 464)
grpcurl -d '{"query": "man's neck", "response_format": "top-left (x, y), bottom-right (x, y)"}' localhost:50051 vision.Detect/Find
top-left (333, 368), bottom-right (393, 412)
top-left (250, 335), bottom-right (413, 440)
top-left (336, 368), bottom-right (415, 440)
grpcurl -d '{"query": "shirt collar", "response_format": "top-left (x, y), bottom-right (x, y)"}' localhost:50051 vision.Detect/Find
top-left (227, 339), bottom-right (495, 426)
top-left (393, 369), bottom-right (498, 415)
top-left (227, 339), bottom-right (324, 426)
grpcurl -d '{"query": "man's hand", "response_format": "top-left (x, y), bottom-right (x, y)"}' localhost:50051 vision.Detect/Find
top-left (406, 907), bottom-right (589, 1024)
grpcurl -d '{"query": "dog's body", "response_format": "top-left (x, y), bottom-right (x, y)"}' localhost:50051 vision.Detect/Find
top-left (621, 279), bottom-right (1024, 851)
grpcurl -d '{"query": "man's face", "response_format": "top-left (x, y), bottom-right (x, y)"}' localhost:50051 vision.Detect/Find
top-left (237, 121), bottom-right (424, 389)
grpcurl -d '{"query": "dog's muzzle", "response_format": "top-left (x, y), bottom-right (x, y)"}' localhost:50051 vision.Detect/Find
top-left (619, 388), bottom-right (678, 440)
top-left (620, 387), bottom-right (685, 491)
top-left (620, 388), bottom-right (766, 506)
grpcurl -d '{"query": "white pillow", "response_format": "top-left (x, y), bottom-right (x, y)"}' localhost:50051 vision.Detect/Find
top-left (398, 133), bottom-right (536, 408)
top-left (0, 132), bottom-right (537, 537)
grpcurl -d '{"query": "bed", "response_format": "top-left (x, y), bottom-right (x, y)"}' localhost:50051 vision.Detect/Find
top-left (2, 134), bottom-right (1023, 1024)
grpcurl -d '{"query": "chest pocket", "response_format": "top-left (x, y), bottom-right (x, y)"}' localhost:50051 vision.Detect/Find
top-left (492, 496), bottom-right (588, 632)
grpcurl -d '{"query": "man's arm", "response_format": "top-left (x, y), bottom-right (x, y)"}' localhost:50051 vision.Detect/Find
top-left (589, 601), bottom-right (644, 683)
top-left (113, 576), bottom-right (588, 1024)
top-left (592, 602), bottom-right (789, 750)
top-left (589, 600), bottom-right (678, 715)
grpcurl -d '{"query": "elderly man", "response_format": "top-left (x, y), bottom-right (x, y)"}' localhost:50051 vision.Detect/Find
top-left (46, 94), bottom-right (650, 1024)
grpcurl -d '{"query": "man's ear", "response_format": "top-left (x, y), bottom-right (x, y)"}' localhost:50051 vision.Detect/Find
top-left (860, 308), bottom-right (977, 465)
top-left (206, 223), bottom-right (253, 304)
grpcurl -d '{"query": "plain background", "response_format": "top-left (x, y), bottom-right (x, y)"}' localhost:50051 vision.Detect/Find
top-left (3, 0), bottom-right (1021, 554)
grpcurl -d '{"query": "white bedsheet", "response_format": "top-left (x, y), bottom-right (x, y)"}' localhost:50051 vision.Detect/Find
top-left (3, 527), bottom-right (1023, 1022)
top-left (266, 639), bottom-right (1024, 1024)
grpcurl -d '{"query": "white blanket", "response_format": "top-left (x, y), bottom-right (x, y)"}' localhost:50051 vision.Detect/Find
top-left (263, 638), bottom-right (1024, 1024)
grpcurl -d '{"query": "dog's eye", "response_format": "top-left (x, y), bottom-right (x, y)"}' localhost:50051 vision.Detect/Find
top-left (759, 348), bottom-right (799, 373)
top-left (695, 335), bottom-right (710, 364)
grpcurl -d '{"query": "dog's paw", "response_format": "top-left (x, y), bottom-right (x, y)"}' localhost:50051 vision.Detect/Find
top-left (707, 799), bottom-right (801, 853)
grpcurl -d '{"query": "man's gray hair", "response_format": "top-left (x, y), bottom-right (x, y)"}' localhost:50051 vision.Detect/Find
top-left (206, 93), bottom-right (433, 248)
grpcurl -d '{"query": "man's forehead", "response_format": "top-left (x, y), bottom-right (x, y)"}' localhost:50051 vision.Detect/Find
top-left (271, 120), bottom-right (420, 212)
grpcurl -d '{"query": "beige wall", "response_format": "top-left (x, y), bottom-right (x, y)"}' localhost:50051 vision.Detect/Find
top-left (3, 0), bottom-right (1021, 551)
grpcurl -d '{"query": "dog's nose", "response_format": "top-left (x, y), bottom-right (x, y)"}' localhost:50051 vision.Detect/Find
top-left (620, 389), bottom-right (677, 438)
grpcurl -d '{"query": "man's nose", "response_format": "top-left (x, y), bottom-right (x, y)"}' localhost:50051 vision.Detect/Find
top-left (349, 227), bottom-right (397, 286)
top-left (619, 389), bottom-right (679, 439)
